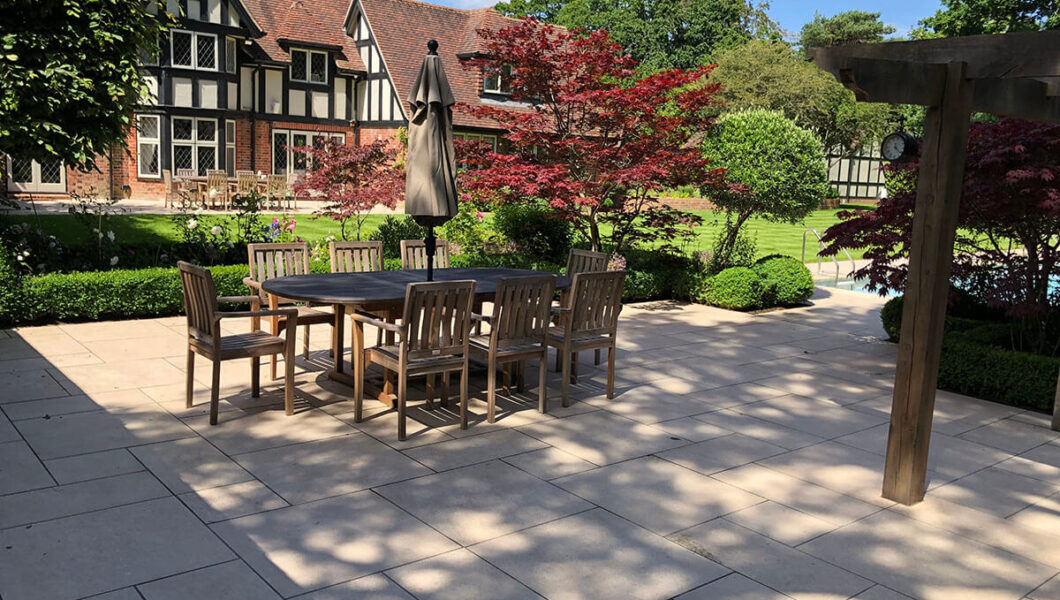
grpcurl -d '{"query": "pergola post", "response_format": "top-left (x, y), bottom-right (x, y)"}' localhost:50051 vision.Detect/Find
top-left (882, 61), bottom-right (974, 504)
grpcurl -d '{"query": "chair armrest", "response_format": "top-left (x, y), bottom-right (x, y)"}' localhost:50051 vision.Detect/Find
top-left (242, 277), bottom-right (262, 292)
top-left (470, 313), bottom-right (491, 323)
top-left (218, 295), bottom-right (260, 307)
top-left (216, 308), bottom-right (297, 321)
top-left (350, 311), bottom-right (403, 334)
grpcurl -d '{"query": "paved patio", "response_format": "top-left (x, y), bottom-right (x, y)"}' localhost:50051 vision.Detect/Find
top-left (1, 288), bottom-right (1057, 600)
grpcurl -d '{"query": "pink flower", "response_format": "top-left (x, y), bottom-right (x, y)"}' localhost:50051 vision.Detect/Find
top-left (285, 219), bottom-right (297, 232)
top-left (475, 211), bottom-right (485, 222)
top-left (272, 218), bottom-right (280, 226)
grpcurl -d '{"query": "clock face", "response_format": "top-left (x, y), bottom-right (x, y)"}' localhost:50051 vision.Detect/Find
top-left (882, 133), bottom-right (906, 161)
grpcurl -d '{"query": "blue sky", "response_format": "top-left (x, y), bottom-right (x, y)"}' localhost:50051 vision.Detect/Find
top-left (433, 0), bottom-right (943, 39)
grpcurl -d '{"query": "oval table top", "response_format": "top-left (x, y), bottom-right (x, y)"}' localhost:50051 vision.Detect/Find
top-left (260, 267), bottom-right (570, 306)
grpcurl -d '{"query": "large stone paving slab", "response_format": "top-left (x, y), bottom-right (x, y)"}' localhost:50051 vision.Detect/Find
top-left (517, 411), bottom-right (688, 466)
top-left (137, 560), bottom-right (281, 600)
top-left (674, 573), bottom-right (793, 599)
top-left (183, 408), bottom-right (354, 456)
top-left (210, 490), bottom-right (458, 597)
top-left (234, 433), bottom-right (431, 504)
top-left (657, 433), bottom-right (788, 476)
top-left (0, 369), bottom-right (69, 403)
top-left (377, 460), bottom-right (591, 545)
top-left (15, 406), bottom-right (194, 459)
top-left (0, 497), bottom-right (233, 600)
top-left (402, 428), bottom-right (549, 471)
top-left (553, 456), bottom-right (762, 535)
top-left (291, 574), bottom-right (415, 600)
top-left (130, 436), bottom-right (254, 494)
top-left (472, 508), bottom-right (729, 600)
top-left (0, 471), bottom-right (169, 528)
top-left (0, 440), bottom-right (54, 494)
top-left (387, 549), bottom-right (543, 600)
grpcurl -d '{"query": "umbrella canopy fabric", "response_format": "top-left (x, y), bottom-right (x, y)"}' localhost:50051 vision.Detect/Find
top-left (405, 47), bottom-right (458, 225)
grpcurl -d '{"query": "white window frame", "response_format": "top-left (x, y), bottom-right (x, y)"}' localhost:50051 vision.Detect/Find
top-left (136, 114), bottom-right (162, 178)
top-left (171, 117), bottom-right (219, 175)
top-left (169, 30), bottom-right (217, 71)
top-left (5, 158), bottom-right (66, 193)
top-left (225, 120), bottom-right (237, 176)
top-left (271, 129), bottom-right (345, 175)
top-left (225, 37), bottom-right (237, 73)
top-left (289, 48), bottom-right (328, 84)
top-left (483, 65), bottom-right (512, 95)
top-left (454, 131), bottom-right (498, 151)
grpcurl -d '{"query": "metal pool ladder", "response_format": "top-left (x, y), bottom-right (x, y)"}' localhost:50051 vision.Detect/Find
top-left (802, 228), bottom-right (856, 285)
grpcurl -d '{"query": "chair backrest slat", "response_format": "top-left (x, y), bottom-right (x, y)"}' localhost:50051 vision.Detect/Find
top-left (265, 174), bottom-right (288, 196)
top-left (402, 280), bottom-right (475, 360)
top-left (400, 239), bottom-right (450, 270)
top-left (178, 261), bottom-right (218, 342)
top-left (566, 249), bottom-right (608, 276)
top-left (236, 172), bottom-right (257, 194)
top-left (329, 241), bottom-right (383, 273)
top-left (567, 271), bottom-right (625, 337)
top-left (247, 242), bottom-right (312, 299)
top-left (491, 275), bottom-right (556, 348)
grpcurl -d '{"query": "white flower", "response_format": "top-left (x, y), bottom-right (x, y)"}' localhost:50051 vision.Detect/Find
top-left (210, 225), bottom-right (223, 236)
top-left (106, 230), bottom-right (115, 242)
top-left (110, 256), bottom-right (119, 266)
top-left (208, 188), bottom-right (218, 199)
top-left (187, 219), bottom-right (198, 230)
top-left (194, 206), bottom-right (204, 215)
top-left (20, 250), bottom-right (30, 258)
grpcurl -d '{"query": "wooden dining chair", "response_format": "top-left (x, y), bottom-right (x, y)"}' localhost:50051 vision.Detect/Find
top-left (235, 171), bottom-right (258, 201)
top-left (562, 248), bottom-right (610, 364)
top-left (178, 262), bottom-right (298, 424)
top-left (351, 280), bottom-right (476, 440)
top-left (400, 239), bottom-right (450, 270)
top-left (244, 242), bottom-right (334, 379)
top-left (549, 270), bottom-right (626, 406)
top-left (206, 170), bottom-right (230, 210)
top-left (469, 274), bottom-right (556, 421)
top-left (329, 240), bottom-right (384, 273)
top-left (265, 174), bottom-right (290, 210)
top-left (174, 168), bottom-right (200, 207)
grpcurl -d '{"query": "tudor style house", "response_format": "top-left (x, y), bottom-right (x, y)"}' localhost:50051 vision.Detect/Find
top-left (3, 0), bottom-right (515, 201)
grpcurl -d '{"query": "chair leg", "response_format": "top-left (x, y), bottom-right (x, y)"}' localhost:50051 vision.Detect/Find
top-left (425, 374), bottom-right (435, 410)
top-left (285, 346), bottom-right (296, 415)
top-left (502, 363), bottom-right (511, 395)
top-left (303, 324), bottom-right (310, 360)
top-left (353, 356), bottom-right (364, 424)
top-left (571, 351), bottom-right (579, 384)
top-left (561, 345), bottom-right (571, 407)
top-left (595, 348), bottom-right (602, 366)
top-left (270, 317), bottom-right (280, 380)
top-left (397, 371), bottom-right (408, 441)
top-left (487, 354), bottom-right (497, 423)
top-left (185, 348), bottom-right (195, 408)
top-left (209, 360), bottom-right (221, 425)
top-left (607, 343), bottom-right (616, 399)
top-left (554, 348), bottom-right (561, 372)
top-left (460, 361), bottom-right (469, 430)
top-left (517, 359), bottom-right (527, 393)
top-left (538, 351), bottom-right (547, 413)
top-left (250, 356), bottom-right (260, 398)
top-left (441, 371), bottom-right (450, 408)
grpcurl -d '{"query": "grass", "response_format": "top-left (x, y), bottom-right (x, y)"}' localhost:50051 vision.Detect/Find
top-left (3, 204), bottom-right (873, 261)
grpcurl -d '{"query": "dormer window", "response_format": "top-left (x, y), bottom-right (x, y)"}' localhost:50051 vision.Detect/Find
top-left (290, 49), bottom-right (328, 84)
top-left (483, 65), bottom-right (512, 95)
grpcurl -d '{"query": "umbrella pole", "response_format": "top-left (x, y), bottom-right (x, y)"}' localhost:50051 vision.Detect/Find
top-left (425, 225), bottom-right (436, 282)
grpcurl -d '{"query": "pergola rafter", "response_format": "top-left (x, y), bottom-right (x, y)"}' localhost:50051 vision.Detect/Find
top-left (808, 30), bottom-right (1060, 506)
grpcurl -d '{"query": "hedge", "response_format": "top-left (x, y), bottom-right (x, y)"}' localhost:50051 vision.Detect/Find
top-left (707, 267), bottom-right (763, 310)
top-left (880, 296), bottom-right (1058, 413)
top-left (753, 255), bottom-right (814, 306)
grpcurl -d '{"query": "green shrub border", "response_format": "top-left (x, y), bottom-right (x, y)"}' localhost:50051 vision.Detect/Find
top-left (880, 296), bottom-right (1058, 413)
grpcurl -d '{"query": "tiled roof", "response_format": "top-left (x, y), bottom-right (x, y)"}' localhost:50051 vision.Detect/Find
top-left (240, 0), bottom-right (367, 72)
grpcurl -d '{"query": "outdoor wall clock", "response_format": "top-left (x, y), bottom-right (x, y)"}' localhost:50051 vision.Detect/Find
top-left (881, 130), bottom-right (919, 162)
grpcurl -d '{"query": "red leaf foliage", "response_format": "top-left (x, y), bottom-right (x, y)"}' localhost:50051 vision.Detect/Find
top-left (456, 18), bottom-right (728, 253)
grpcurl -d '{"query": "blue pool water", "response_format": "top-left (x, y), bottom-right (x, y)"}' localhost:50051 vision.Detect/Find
top-left (818, 274), bottom-right (1059, 298)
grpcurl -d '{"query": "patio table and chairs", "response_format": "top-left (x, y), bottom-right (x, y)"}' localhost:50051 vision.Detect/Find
top-left (168, 170), bottom-right (295, 211)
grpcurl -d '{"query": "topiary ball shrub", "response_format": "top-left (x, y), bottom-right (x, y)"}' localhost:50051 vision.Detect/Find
top-left (707, 267), bottom-right (763, 310)
top-left (880, 296), bottom-right (903, 340)
top-left (752, 255), bottom-right (814, 306)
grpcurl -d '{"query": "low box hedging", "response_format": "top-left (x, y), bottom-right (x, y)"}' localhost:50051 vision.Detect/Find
top-left (752, 255), bottom-right (815, 306)
top-left (880, 295), bottom-right (1058, 413)
top-left (706, 267), bottom-right (763, 310)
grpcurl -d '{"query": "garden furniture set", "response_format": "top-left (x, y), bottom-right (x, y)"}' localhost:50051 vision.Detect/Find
top-left (179, 244), bottom-right (624, 440)
top-left (166, 169), bottom-right (296, 211)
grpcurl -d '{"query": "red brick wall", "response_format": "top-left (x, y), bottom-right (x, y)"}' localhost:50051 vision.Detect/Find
top-left (357, 127), bottom-right (401, 147)
top-left (661, 197), bottom-right (718, 211)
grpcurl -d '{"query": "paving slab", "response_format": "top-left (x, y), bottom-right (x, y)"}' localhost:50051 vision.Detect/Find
top-left (755, 372), bottom-right (887, 406)
top-left (1027, 573), bottom-right (1060, 600)
top-left (0, 497), bottom-right (233, 600)
top-left (387, 549), bottom-right (543, 600)
top-left (724, 500), bottom-right (838, 546)
top-left (0, 410), bottom-right (18, 443)
top-left (800, 510), bottom-right (1057, 600)
top-left (15, 406), bottom-right (194, 460)
top-left (502, 446), bottom-right (598, 481)
top-left (692, 409), bottom-right (824, 450)
top-left (183, 408), bottom-right (354, 456)
top-left (517, 411), bottom-right (687, 466)
top-left (472, 508), bottom-right (729, 600)
top-left (0, 440), bottom-right (54, 494)
top-left (687, 383), bottom-right (790, 410)
top-left (59, 359), bottom-right (187, 393)
top-left (43, 448), bottom-right (144, 485)
top-left (210, 490), bottom-right (458, 597)
top-left (377, 460), bottom-right (591, 545)
top-left (669, 519), bottom-right (872, 600)
top-left (657, 433), bottom-right (788, 476)
top-left (931, 467), bottom-right (1060, 518)
top-left (958, 418), bottom-right (1059, 455)
top-left (674, 573), bottom-right (793, 599)
top-left (0, 471), bottom-right (169, 528)
top-left (1008, 492), bottom-right (1060, 538)
top-left (84, 588), bottom-right (144, 600)
top-left (588, 385), bottom-right (715, 424)
top-left (2, 394), bottom-right (102, 421)
top-left (291, 574), bottom-right (415, 599)
top-left (0, 370), bottom-right (69, 404)
top-left (403, 428), bottom-right (549, 471)
top-left (756, 441), bottom-right (899, 506)
top-left (235, 433), bottom-right (431, 504)
top-left (130, 436), bottom-right (254, 494)
top-left (735, 394), bottom-right (888, 439)
top-left (553, 456), bottom-right (762, 535)
top-left (137, 560), bottom-right (281, 600)
top-left (178, 480), bottom-right (289, 523)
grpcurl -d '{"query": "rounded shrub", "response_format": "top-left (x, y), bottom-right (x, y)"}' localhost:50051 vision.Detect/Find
top-left (492, 203), bottom-right (572, 264)
top-left (752, 255), bottom-right (814, 306)
top-left (880, 296), bottom-right (903, 340)
top-left (707, 267), bottom-right (763, 310)
top-left (369, 215), bottom-right (426, 259)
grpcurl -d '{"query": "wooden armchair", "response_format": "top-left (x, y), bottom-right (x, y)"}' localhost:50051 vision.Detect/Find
top-left (234, 171), bottom-right (259, 202)
top-left (178, 262), bottom-right (298, 424)
top-left (174, 168), bottom-right (200, 207)
top-left (400, 239), bottom-right (450, 270)
top-left (264, 174), bottom-right (289, 210)
top-left (350, 280), bottom-right (476, 441)
top-left (549, 270), bottom-right (626, 406)
top-left (244, 242), bottom-right (334, 379)
top-left (562, 248), bottom-right (609, 365)
top-left (205, 170), bottom-right (230, 210)
top-left (329, 240), bottom-right (383, 273)
top-left (469, 274), bottom-right (556, 421)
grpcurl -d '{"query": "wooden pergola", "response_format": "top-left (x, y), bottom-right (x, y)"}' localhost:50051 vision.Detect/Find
top-left (808, 30), bottom-right (1060, 505)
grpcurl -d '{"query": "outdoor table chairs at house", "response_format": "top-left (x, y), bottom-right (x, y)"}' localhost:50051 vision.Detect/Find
top-left (178, 244), bottom-right (626, 441)
top-left (166, 169), bottom-right (296, 211)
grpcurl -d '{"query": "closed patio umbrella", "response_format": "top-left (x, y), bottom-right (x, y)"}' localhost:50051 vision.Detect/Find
top-left (405, 39), bottom-right (458, 282)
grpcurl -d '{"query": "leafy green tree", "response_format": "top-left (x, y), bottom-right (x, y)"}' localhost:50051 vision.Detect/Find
top-left (709, 40), bottom-right (892, 159)
top-left (915, 0), bottom-right (1058, 37)
top-left (493, 0), bottom-right (565, 21)
top-left (798, 10), bottom-right (896, 48)
top-left (701, 109), bottom-right (830, 269)
top-left (0, 0), bottom-right (169, 171)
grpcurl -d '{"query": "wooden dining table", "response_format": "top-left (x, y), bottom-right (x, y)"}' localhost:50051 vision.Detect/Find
top-left (260, 267), bottom-right (571, 405)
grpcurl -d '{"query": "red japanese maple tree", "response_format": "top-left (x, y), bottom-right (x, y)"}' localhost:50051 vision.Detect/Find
top-left (821, 118), bottom-right (1060, 351)
top-left (293, 139), bottom-right (403, 240)
top-left (457, 18), bottom-right (727, 253)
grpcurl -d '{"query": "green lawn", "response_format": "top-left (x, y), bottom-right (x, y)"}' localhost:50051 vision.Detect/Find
top-left (4, 205), bottom-right (871, 261)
